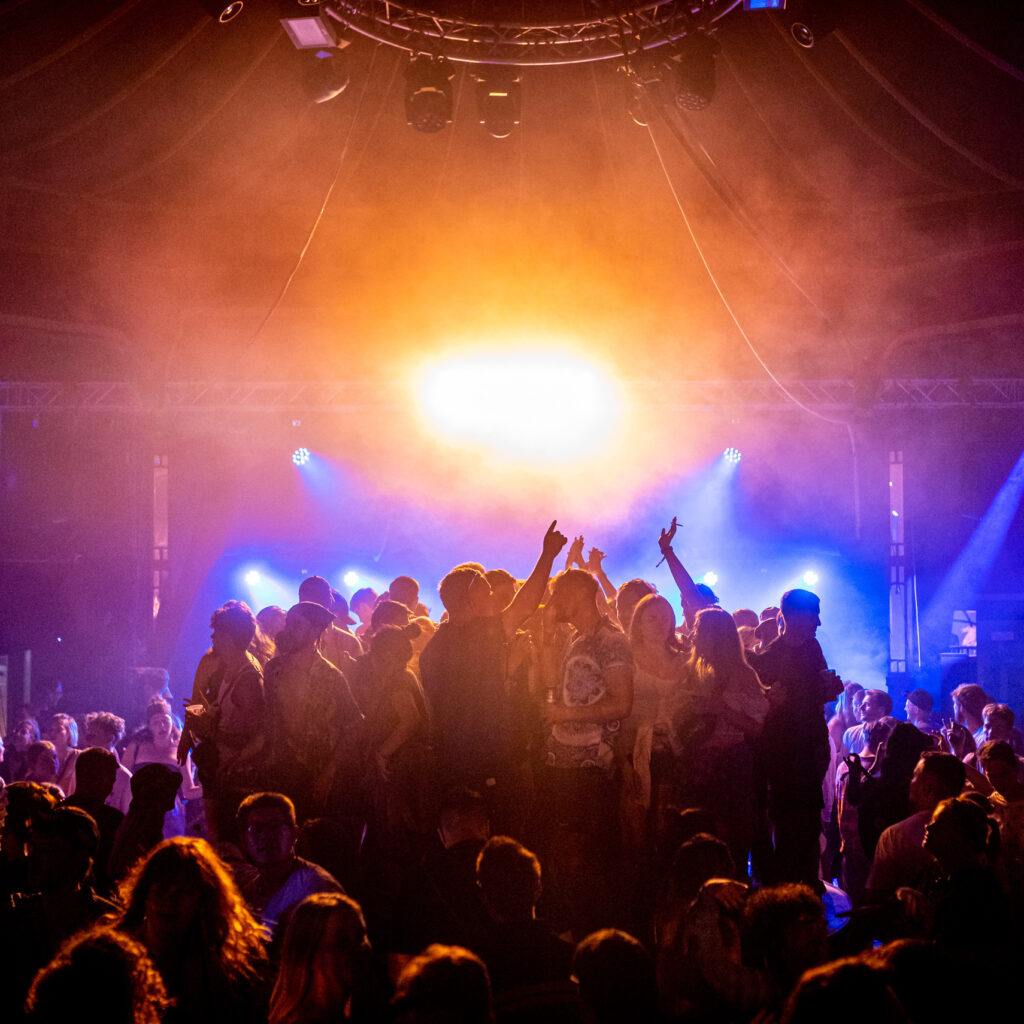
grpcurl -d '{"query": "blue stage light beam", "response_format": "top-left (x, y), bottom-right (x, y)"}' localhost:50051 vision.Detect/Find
top-left (921, 450), bottom-right (1024, 658)
top-left (239, 565), bottom-right (293, 610)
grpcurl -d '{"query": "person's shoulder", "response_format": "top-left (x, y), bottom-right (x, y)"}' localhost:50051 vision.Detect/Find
top-left (313, 651), bottom-right (346, 676)
top-left (293, 856), bottom-right (344, 893)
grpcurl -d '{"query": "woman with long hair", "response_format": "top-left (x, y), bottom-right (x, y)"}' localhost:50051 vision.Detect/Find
top-left (269, 893), bottom-right (381, 1024)
top-left (670, 607), bottom-right (769, 871)
top-left (626, 594), bottom-right (686, 832)
top-left (44, 714), bottom-right (80, 794)
top-left (113, 836), bottom-right (268, 1024)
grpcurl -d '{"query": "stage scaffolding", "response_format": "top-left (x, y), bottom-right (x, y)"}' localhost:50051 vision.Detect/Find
top-left (3, 378), bottom-right (1024, 413)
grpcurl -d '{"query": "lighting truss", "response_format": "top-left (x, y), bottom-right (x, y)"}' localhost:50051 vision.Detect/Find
top-left (5, 380), bottom-right (1024, 413)
top-left (325, 0), bottom-right (738, 65)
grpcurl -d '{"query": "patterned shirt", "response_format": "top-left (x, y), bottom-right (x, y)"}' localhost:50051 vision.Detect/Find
top-left (545, 620), bottom-right (633, 773)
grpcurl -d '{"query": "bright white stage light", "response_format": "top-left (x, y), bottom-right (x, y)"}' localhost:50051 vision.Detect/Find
top-left (244, 569), bottom-right (261, 586)
top-left (723, 447), bottom-right (741, 464)
top-left (292, 447), bottom-right (311, 466)
top-left (802, 570), bottom-right (819, 586)
top-left (417, 349), bottom-right (621, 462)
top-left (701, 571), bottom-right (719, 587)
top-left (343, 571), bottom-right (360, 588)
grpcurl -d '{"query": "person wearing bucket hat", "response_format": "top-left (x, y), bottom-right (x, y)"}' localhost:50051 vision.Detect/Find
top-left (263, 602), bottom-right (364, 821)
top-left (297, 575), bottom-right (363, 670)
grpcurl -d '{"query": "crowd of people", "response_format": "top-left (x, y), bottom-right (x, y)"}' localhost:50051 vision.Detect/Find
top-left (2, 517), bottom-right (1023, 1023)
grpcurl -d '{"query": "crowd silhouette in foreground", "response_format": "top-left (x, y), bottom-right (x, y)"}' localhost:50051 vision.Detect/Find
top-left (2, 518), bottom-right (1023, 1023)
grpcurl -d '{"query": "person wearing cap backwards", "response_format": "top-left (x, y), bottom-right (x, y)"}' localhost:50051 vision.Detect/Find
top-left (263, 601), bottom-right (364, 822)
top-left (297, 574), bottom-right (363, 672)
top-left (904, 688), bottom-right (934, 733)
top-left (747, 588), bottom-right (843, 890)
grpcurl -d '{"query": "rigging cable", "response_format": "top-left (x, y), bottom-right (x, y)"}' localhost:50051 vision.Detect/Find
top-left (243, 43), bottom-right (381, 353)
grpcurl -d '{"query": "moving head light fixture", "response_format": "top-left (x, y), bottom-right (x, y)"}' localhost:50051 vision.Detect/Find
top-left (405, 56), bottom-right (454, 133)
top-left (280, 3), bottom-right (758, 128)
top-left (473, 66), bottom-right (521, 139)
top-left (671, 32), bottom-right (720, 111)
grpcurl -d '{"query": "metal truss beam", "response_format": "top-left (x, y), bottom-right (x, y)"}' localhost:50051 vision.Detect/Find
top-left (329, 0), bottom-right (733, 65)
top-left (4, 379), bottom-right (1024, 413)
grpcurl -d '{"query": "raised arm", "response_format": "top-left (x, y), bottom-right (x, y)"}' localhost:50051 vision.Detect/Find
top-left (585, 546), bottom-right (617, 602)
top-left (658, 517), bottom-right (709, 625)
top-left (502, 520), bottom-right (568, 636)
top-left (565, 535), bottom-right (585, 573)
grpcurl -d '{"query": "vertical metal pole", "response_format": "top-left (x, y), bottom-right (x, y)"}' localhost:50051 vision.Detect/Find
top-left (888, 450), bottom-right (911, 678)
top-left (153, 454), bottom-right (169, 627)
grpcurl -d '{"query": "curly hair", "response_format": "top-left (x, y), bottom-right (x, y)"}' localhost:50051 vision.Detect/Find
top-left (114, 837), bottom-right (267, 984)
top-left (84, 711), bottom-right (126, 746)
top-left (26, 926), bottom-right (169, 1024)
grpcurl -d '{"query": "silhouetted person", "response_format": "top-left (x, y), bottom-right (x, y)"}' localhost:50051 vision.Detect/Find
top-left (393, 944), bottom-right (495, 1024)
top-left (25, 925), bottom-right (170, 1024)
top-left (108, 763), bottom-right (183, 882)
top-left (475, 836), bottom-right (575, 1010)
top-left (392, 786), bottom-right (492, 963)
top-left (0, 805), bottom-right (115, 1022)
top-left (420, 521), bottom-right (567, 831)
top-left (572, 930), bottom-right (658, 1024)
top-left (748, 589), bottom-right (842, 888)
top-left (64, 746), bottom-right (124, 894)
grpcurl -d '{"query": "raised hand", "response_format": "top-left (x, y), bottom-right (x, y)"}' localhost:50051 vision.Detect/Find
top-left (658, 516), bottom-right (679, 554)
top-left (567, 535), bottom-right (585, 567)
top-left (585, 547), bottom-right (606, 573)
top-left (542, 520), bottom-right (568, 560)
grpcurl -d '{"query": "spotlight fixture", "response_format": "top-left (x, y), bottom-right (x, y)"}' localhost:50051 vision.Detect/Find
top-left (671, 32), bottom-right (720, 111)
top-left (743, 0), bottom-right (785, 8)
top-left (245, 570), bottom-right (262, 586)
top-left (405, 56), bottom-right (454, 133)
top-left (724, 446), bottom-right (742, 464)
top-left (786, 0), bottom-right (840, 48)
top-left (307, 50), bottom-right (349, 103)
top-left (701, 571), bottom-right (719, 587)
top-left (343, 571), bottom-right (360, 587)
top-left (199, 0), bottom-right (244, 22)
top-left (473, 66), bottom-right (521, 139)
top-left (292, 447), bottom-right (311, 466)
top-left (802, 570), bottom-right (820, 586)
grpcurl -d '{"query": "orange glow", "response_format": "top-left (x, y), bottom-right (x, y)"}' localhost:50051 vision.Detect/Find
top-left (415, 346), bottom-right (623, 465)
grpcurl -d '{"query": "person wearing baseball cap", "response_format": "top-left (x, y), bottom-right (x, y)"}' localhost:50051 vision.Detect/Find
top-left (263, 601), bottom-right (364, 821)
